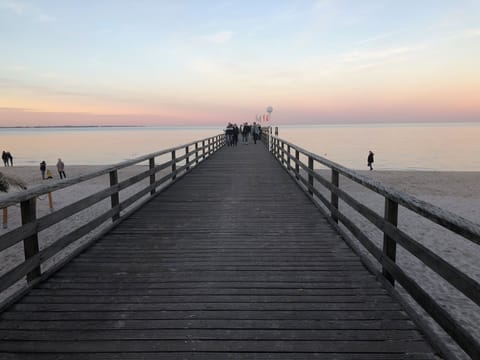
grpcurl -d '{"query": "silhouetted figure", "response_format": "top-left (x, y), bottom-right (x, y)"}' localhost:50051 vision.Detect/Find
top-left (40, 161), bottom-right (47, 179)
top-left (6, 152), bottom-right (13, 166)
top-left (252, 122), bottom-right (261, 144)
top-left (57, 158), bottom-right (66, 179)
top-left (232, 124), bottom-right (239, 146)
top-left (367, 151), bottom-right (374, 171)
top-left (242, 122), bottom-right (251, 144)
top-left (225, 123), bottom-right (234, 146)
top-left (2, 151), bottom-right (8, 167)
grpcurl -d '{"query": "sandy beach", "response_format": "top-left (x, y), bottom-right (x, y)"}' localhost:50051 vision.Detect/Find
top-left (0, 165), bottom-right (479, 358)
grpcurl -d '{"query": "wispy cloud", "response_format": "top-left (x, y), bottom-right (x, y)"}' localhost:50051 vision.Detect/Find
top-left (358, 31), bottom-right (401, 45)
top-left (200, 31), bottom-right (233, 44)
top-left (454, 28), bottom-right (480, 39)
top-left (0, 0), bottom-right (25, 14)
top-left (341, 46), bottom-right (422, 63)
top-left (0, 107), bottom-right (33, 112)
top-left (36, 13), bottom-right (55, 23)
top-left (0, 0), bottom-right (55, 23)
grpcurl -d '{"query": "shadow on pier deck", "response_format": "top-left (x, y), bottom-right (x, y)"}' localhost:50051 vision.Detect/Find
top-left (0, 141), bottom-right (437, 359)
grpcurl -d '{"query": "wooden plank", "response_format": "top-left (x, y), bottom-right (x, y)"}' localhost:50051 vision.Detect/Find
top-left (1, 310), bottom-right (412, 321)
top-left (0, 319), bottom-right (417, 330)
top-left (0, 339), bottom-right (433, 353)
top-left (0, 328), bottom-right (424, 341)
top-left (0, 353), bottom-right (438, 360)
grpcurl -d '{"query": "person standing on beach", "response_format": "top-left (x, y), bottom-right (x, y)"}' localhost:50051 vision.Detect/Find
top-left (40, 161), bottom-right (47, 180)
top-left (367, 151), bottom-right (374, 170)
top-left (6, 152), bottom-right (13, 166)
top-left (57, 158), bottom-right (66, 179)
top-left (2, 151), bottom-right (8, 167)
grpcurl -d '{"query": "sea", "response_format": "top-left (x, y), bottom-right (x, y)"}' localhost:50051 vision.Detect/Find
top-left (0, 123), bottom-right (479, 171)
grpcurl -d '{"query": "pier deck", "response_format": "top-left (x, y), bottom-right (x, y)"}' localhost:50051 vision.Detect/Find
top-left (0, 140), bottom-right (436, 359)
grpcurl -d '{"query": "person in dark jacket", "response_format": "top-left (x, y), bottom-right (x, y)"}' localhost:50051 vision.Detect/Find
top-left (367, 150), bottom-right (374, 170)
top-left (40, 161), bottom-right (47, 179)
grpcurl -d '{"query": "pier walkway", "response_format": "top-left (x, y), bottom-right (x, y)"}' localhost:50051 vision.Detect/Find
top-left (0, 141), bottom-right (436, 359)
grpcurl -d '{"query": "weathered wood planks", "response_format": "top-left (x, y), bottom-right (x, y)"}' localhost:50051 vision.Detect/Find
top-left (0, 141), bottom-right (436, 359)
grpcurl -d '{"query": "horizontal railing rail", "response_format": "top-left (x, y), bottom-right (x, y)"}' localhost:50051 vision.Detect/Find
top-left (0, 133), bottom-right (225, 308)
top-left (270, 135), bottom-right (480, 360)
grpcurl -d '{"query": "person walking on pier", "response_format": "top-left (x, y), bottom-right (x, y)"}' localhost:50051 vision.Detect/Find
top-left (242, 122), bottom-right (251, 144)
top-left (367, 150), bottom-right (374, 170)
top-left (252, 122), bottom-right (260, 144)
top-left (57, 158), bottom-right (66, 179)
top-left (225, 123), bottom-right (234, 146)
top-left (232, 124), bottom-right (239, 146)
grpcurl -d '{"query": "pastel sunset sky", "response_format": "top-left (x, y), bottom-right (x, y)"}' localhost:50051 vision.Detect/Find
top-left (1, 0), bottom-right (479, 126)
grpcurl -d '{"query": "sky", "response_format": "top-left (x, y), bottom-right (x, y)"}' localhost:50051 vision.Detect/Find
top-left (1, 0), bottom-right (480, 126)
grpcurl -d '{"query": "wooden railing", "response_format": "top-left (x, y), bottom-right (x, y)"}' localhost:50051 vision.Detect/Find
top-left (270, 135), bottom-right (480, 360)
top-left (0, 134), bottom-right (225, 308)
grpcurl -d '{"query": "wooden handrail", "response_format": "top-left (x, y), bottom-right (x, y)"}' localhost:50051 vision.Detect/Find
top-left (0, 133), bottom-right (225, 307)
top-left (270, 134), bottom-right (480, 359)
top-left (275, 136), bottom-right (480, 244)
top-left (0, 135), bottom-right (221, 208)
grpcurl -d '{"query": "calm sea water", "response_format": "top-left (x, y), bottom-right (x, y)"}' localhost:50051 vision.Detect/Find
top-left (0, 123), bottom-right (479, 171)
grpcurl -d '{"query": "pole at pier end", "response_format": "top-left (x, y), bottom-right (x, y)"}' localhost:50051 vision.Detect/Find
top-left (266, 106), bottom-right (273, 151)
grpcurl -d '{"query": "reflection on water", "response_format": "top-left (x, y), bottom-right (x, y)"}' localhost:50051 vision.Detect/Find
top-left (0, 123), bottom-right (479, 171)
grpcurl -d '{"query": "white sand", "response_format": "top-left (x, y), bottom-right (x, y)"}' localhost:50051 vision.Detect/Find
top-left (0, 166), bottom-right (479, 358)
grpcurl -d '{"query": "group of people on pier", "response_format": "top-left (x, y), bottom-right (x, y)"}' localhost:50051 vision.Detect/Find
top-left (225, 122), bottom-right (262, 146)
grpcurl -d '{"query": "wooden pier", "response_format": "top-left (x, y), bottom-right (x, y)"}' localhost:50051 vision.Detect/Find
top-left (0, 139), bottom-right (440, 359)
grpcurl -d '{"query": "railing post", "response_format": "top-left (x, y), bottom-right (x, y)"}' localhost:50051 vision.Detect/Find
top-left (109, 170), bottom-right (120, 222)
top-left (20, 198), bottom-right (41, 282)
top-left (295, 150), bottom-right (300, 180)
top-left (195, 143), bottom-right (199, 164)
top-left (209, 138), bottom-right (213, 155)
top-left (308, 156), bottom-right (314, 196)
top-left (281, 142), bottom-right (285, 165)
top-left (202, 140), bottom-right (206, 160)
top-left (275, 126), bottom-right (278, 136)
top-left (48, 192), bottom-right (54, 212)
top-left (171, 150), bottom-right (177, 180)
top-left (287, 145), bottom-right (291, 171)
top-left (383, 198), bottom-right (398, 285)
top-left (331, 169), bottom-right (339, 223)
top-left (185, 145), bottom-right (190, 170)
top-left (149, 157), bottom-right (156, 195)
top-left (269, 127), bottom-right (272, 152)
